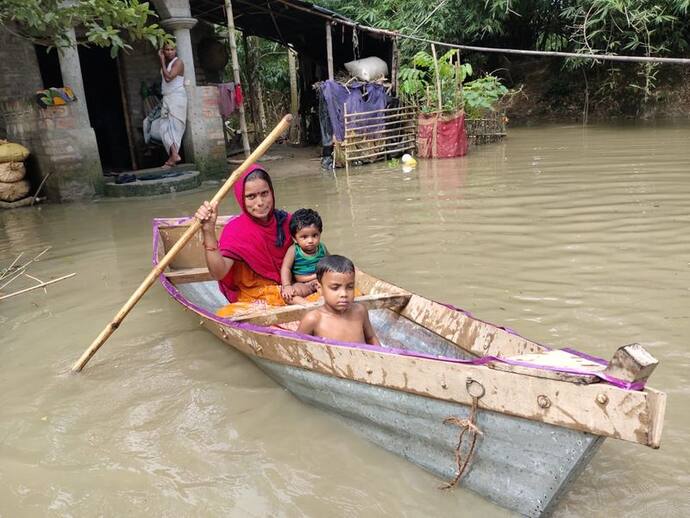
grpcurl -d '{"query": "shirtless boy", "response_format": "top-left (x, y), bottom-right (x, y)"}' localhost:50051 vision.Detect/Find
top-left (297, 255), bottom-right (380, 346)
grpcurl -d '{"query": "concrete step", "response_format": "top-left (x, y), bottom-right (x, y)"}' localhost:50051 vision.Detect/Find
top-left (104, 169), bottom-right (201, 198)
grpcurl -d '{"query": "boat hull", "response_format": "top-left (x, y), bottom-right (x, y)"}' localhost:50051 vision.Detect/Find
top-left (175, 281), bottom-right (602, 516)
top-left (254, 357), bottom-right (603, 517)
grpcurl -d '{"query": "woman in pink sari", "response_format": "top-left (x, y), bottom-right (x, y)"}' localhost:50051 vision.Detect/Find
top-left (194, 165), bottom-right (313, 315)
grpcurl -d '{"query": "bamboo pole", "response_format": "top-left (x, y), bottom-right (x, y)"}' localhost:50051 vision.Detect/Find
top-left (344, 106), bottom-right (417, 117)
top-left (346, 137), bottom-right (417, 156)
top-left (346, 123), bottom-right (416, 136)
top-left (326, 22), bottom-right (334, 80)
top-left (342, 132), bottom-right (417, 147)
top-left (0, 273), bottom-right (76, 301)
top-left (225, 0), bottom-right (251, 157)
top-left (431, 44), bottom-right (443, 112)
top-left (71, 114), bottom-right (293, 373)
top-left (347, 143), bottom-right (416, 161)
top-left (391, 38), bottom-right (399, 95)
top-left (343, 103), bottom-right (349, 173)
top-left (288, 48), bottom-right (299, 142)
top-left (345, 118), bottom-right (417, 132)
top-left (345, 109), bottom-right (418, 121)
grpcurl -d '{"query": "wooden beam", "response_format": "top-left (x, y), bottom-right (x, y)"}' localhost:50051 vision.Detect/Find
top-left (603, 343), bottom-right (658, 383)
top-left (232, 292), bottom-right (411, 325)
top-left (224, 0), bottom-right (252, 157)
top-left (488, 349), bottom-right (604, 384)
top-left (116, 56), bottom-right (138, 170)
top-left (646, 387), bottom-right (667, 448)
top-left (288, 48), bottom-right (299, 143)
top-left (326, 22), bottom-right (334, 80)
top-left (392, 38), bottom-right (400, 94)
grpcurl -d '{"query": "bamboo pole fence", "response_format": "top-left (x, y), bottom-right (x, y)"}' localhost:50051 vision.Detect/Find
top-left (342, 104), bottom-right (418, 168)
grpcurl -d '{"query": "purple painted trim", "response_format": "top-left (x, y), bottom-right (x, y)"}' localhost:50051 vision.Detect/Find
top-left (152, 218), bottom-right (646, 391)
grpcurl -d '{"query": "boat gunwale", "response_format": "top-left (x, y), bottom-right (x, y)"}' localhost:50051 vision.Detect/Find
top-left (151, 217), bottom-right (645, 387)
top-left (152, 216), bottom-right (666, 447)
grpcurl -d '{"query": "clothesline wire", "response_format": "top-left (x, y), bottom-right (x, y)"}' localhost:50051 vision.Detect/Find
top-left (275, 1), bottom-right (690, 66)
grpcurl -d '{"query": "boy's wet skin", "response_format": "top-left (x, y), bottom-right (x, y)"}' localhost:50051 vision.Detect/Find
top-left (298, 259), bottom-right (380, 346)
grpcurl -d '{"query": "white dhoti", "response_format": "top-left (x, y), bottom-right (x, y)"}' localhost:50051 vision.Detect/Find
top-left (160, 89), bottom-right (187, 154)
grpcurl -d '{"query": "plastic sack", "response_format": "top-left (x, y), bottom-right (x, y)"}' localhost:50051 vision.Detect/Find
top-left (0, 162), bottom-right (26, 183)
top-left (0, 142), bottom-right (30, 163)
top-left (344, 57), bottom-right (388, 81)
top-left (417, 111), bottom-right (468, 158)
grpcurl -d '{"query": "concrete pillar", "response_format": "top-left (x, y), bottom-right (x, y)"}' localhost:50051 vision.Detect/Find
top-left (161, 17), bottom-right (198, 86)
top-left (160, 15), bottom-right (227, 178)
top-left (161, 17), bottom-right (197, 162)
top-left (57, 27), bottom-right (90, 125)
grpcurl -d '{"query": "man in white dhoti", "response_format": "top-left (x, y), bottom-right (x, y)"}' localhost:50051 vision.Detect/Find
top-left (158, 42), bottom-right (187, 167)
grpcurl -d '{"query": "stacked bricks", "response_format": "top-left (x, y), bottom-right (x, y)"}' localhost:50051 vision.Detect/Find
top-left (2, 100), bottom-right (103, 201)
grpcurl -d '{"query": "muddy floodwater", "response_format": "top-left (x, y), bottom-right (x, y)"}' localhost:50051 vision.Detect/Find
top-left (1, 122), bottom-right (689, 517)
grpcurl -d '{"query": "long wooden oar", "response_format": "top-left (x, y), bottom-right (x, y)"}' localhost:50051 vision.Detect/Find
top-left (72, 114), bottom-right (293, 373)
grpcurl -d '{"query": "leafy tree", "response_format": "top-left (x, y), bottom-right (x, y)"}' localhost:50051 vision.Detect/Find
top-left (323, 0), bottom-right (690, 112)
top-left (0, 0), bottom-right (169, 57)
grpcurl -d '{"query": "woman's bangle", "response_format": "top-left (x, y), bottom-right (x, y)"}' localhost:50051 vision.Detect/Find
top-left (204, 243), bottom-right (218, 252)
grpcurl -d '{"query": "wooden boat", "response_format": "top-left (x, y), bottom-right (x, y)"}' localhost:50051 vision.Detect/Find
top-left (154, 216), bottom-right (666, 517)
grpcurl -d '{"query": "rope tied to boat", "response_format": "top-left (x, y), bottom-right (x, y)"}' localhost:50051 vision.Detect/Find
top-left (441, 378), bottom-right (485, 490)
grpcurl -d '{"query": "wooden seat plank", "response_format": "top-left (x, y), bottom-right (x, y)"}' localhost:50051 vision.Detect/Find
top-left (164, 267), bottom-right (213, 284)
top-left (232, 293), bottom-right (411, 326)
top-left (489, 349), bottom-right (606, 384)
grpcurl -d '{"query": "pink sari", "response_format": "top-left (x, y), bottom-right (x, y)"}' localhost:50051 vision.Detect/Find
top-left (217, 165), bottom-right (291, 302)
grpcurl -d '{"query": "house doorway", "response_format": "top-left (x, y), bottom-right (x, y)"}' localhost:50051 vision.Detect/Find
top-left (78, 46), bottom-right (132, 172)
top-left (34, 45), bottom-right (133, 173)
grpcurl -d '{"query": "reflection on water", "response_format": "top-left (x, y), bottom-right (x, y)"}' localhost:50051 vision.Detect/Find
top-left (1, 122), bottom-right (689, 517)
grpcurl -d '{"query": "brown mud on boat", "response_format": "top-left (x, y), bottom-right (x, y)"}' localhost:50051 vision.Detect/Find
top-left (154, 215), bottom-right (666, 517)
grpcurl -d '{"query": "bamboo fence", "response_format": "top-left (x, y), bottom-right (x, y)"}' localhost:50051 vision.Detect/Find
top-left (341, 105), bottom-right (418, 171)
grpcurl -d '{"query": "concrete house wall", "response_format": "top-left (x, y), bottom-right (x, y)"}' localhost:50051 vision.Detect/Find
top-left (0, 0), bottom-right (227, 203)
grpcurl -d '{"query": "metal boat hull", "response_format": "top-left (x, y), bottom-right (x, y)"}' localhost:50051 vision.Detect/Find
top-left (176, 281), bottom-right (602, 517)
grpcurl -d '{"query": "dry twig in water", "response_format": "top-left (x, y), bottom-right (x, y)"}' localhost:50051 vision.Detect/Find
top-left (0, 273), bottom-right (76, 301)
top-left (0, 247), bottom-right (51, 291)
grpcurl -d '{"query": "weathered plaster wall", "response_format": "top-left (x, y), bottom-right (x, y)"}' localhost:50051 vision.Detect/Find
top-left (2, 101), bottom-right (103, 201)
top-left (187, 86), bottom-right (227, 177)
top-left (0, 28), bottom-right (103, 201)
top-left (0, 27), bottom-right (43, 138)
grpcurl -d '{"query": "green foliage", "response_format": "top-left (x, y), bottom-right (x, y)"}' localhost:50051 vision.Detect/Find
top-left (399, 48), bottom-right (506, 116)
top-left (0, 0), bottom-right (169, 55)
top-left (399, 49), bottom-right (473, 112)
top-left (562, 0), bottom-right (687, 102)
top-left (463, 76), bottom-right (509, 117)
top-left (323, 0), bottom-right (690, 110)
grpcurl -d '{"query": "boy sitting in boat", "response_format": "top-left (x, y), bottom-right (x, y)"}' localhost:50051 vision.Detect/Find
top-left (280, 208), bottom-right (328, 304)
top-left (297, 255), bottom-right (380, 345)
